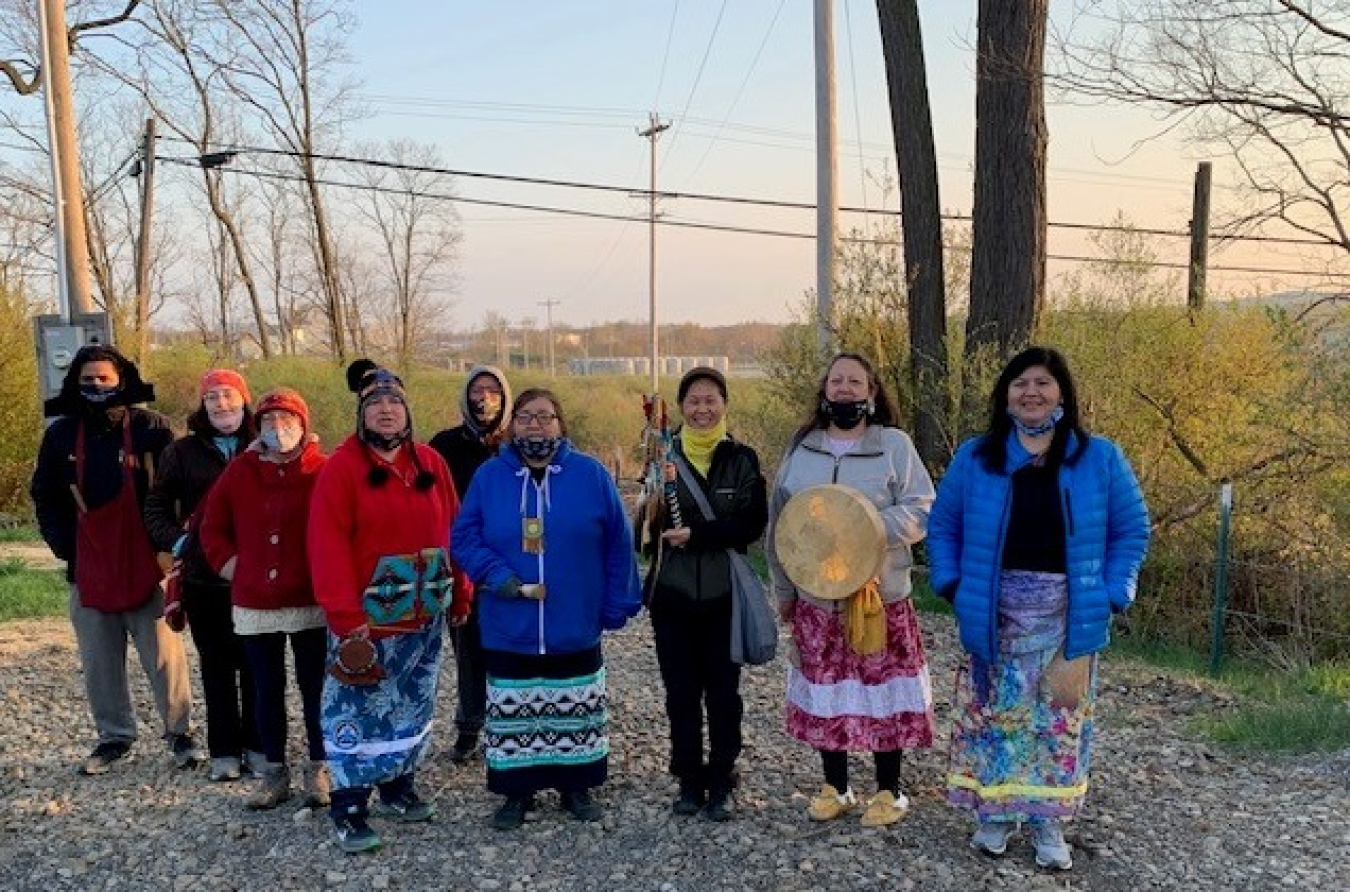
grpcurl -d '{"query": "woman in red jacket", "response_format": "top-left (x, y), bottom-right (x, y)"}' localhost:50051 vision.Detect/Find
top-left (308, 361), bottom-right (471, 855)
top-left (199, 388), bottom-right (329, 811)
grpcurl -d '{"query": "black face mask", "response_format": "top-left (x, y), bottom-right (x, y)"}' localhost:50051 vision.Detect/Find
top-left (821, 398), bottom-right (871, 431)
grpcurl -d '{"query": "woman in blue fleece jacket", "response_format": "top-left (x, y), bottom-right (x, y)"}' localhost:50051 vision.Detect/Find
top-left (451, 388), bottom-right (641, 831)
top-left (928, 346), bottom-right (1149, 871)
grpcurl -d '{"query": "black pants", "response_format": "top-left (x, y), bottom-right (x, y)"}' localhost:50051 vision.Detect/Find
top-left (240, 628), bottom-right (327, 764)
top-left (651, 598), bottom-right (743, 792)
top-left (821, 749), bottom-right (902, 795)
top-left (183, 582), bottom-right (258, 759)
top-left (449, 608), bottom-right (486, 736)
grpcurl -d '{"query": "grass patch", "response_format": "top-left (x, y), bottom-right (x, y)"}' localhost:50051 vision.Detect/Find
top-left (0, 524), bottom-right (38, 543)
top-left (1113, 632), bottom-right (1350, 754)
top-left (0, 558), bottom-right (67, 621)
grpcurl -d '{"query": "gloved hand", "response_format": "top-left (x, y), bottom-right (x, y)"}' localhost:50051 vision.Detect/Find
top-left (494, 577), bottom-right (523, 599)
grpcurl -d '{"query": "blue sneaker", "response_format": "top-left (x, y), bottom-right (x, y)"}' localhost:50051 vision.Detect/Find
top-left (334, 813), bottom-right (381, 854)
top-left (377, 789), bottom-right (436, 823)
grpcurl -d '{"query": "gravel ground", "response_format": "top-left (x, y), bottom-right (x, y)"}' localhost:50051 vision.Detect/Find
top-left (0, 613), bottom-right (1346, 891)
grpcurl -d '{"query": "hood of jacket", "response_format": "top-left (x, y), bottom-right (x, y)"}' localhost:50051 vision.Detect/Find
top-left (460, 365), bottom-right (513, 441)
top-left (45, 344), bottom-right (155, 418)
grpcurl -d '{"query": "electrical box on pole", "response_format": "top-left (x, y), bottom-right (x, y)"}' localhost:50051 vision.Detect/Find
top-left (33, 312), bottom-right (114, 403)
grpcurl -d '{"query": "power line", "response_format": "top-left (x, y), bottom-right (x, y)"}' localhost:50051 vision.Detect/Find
top-left (652, 0), bottom-right (682, 110)
top-left (661, 0), bottom-right (729, 174)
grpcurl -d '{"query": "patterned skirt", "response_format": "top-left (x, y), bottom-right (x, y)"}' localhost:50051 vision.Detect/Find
top-left (785, 598), bottom-right (935, 751)
top-left (321, 620), bottom-right (445, 791)
top-left (947, 570), bottom-right (1097, 822)
top-left (483, 645), bottom-right (608, 797)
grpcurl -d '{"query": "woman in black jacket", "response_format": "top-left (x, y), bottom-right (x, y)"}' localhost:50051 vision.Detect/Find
top-left (144, 369), bottom-right (261, 782)
top-left (645, 367), bottom-right (768, 821)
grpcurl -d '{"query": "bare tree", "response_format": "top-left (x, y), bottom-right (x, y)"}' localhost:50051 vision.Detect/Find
top-left (966, 0), bottom-right (1049, 359)
top-left (876, 0), bottom-right (951, 467)
top-left (353, 139), bottom-right (461, 368)
top-left (1055, 0), bottom-right (1350, 257)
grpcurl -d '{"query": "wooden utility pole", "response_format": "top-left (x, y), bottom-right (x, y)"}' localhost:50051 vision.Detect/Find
top-left (814, 0), bottom-right (838, 355)
top-left (638, 113), bottom-right (670, 393)
top-left (1187, 161), bottom-right (1213, 312)
top-left (133, 116), bottom-right (156, 362)
top-left (538, 298), bottom-right (560, 377)
top-left (39, 0), bottom-right (94, 318)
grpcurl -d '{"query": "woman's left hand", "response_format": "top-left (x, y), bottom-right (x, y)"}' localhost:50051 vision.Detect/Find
top-left (448, 612), bottom-right (469, 628)
top-left (661, 526), bottom-right (691, 548)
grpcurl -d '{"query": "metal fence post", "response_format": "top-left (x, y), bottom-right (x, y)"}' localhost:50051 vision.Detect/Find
top-left (1210, 482), bottom-right (1233, 676)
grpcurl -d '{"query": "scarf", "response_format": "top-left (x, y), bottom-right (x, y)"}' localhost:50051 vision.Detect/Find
top-left (680, 419), bottom-right (727, 478)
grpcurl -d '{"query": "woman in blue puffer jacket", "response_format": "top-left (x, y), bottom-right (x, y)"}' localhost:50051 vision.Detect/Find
top-left (928, 346), bottom-right (1149, 872)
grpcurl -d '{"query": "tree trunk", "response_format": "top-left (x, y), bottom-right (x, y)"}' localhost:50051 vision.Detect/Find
top-left (204, 174), bottom-right (272, 359)
top-left (967, 0), bottom-right (1048, 360)
top-left (876, 0), bottom-right (951, 468)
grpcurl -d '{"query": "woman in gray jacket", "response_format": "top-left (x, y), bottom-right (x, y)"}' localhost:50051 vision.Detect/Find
top-left (766, 352), bottom-right (936, 828)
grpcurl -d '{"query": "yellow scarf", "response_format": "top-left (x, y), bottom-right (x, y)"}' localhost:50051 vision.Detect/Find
top-left (680, 419), bottom-right (727, 477)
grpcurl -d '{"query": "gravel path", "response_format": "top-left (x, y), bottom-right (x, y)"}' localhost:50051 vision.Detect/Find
top-left (0, 614), bottom-right (1346, 891)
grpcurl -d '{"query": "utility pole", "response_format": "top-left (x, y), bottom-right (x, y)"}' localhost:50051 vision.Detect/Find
top-left (133, 117), bottom-right (157, 363)
top-left (538, 298), bottom-right (560, 377)
top-left (638, 112), bottom-right (670, 393)
top-left (814, 0), bottom-right (839, 355)
top-left (1187, 161), bottom-right (1212, 313)
top-left (38, 0), bottom-right (94, 318)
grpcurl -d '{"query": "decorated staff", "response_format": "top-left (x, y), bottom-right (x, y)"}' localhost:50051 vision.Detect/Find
top-left (765, 351), bottom-right (937, 828)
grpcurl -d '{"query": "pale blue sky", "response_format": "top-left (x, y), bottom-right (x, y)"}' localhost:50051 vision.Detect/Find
top-left (339, 1), bottom-right (1216, 329)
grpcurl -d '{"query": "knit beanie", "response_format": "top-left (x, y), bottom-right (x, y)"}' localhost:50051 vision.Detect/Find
top-left (254, 387), bottom-right (311, 433)
top-left (347, 358), bottom-right (413, 448)
top-left (200, 368), bottom-right (251, 404)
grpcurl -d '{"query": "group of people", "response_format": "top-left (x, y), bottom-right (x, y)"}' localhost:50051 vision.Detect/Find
top-left (30, 342), bottom-right (1149, 871)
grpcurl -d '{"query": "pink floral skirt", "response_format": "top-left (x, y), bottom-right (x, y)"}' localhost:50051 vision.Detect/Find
top-left (785, 598), bottom-right (935, 751)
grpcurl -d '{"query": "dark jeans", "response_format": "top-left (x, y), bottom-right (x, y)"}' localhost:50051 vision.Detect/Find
top-left (240, 627), bottom-right (327, 765)
top-left (449, 608), bottom-right (486, 736)
top-left (183, 582), bottom-right (258, 759)
top-left (330, 772), bottom-right (415, 820)
top-left (821, 749), bottom-right (902, 795)
top-left (651, 598), bottom-right (743, 792)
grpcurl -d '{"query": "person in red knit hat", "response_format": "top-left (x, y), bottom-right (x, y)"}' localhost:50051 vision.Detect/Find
top-left (308, 360), bottom-right (472, 855)
top-left (199, 387), bottom-right (330, 811)
top-left (145, 368), bottom-right (260, 782)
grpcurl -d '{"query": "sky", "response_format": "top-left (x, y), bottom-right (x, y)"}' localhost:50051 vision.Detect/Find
top-left (338, 0), bottom-right (1233, 330)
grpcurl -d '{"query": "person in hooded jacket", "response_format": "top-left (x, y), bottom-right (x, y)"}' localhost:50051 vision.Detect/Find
top-left (30, 344), bottom-right (201, 775)
top-left (644, 367), bottom-right (767, 822)
top-left (145, 368), bottom-right (262, 782)
top-left (452, 388), bottom-right (642, 831)
top-left (199, 387), bottom-right (330, 812)
top-left (308, 360), bottom-right (473, 855)
top-left (928, 346), bottom-right (1150, 871)
top-left (428, 364), bottom-right (512, 765)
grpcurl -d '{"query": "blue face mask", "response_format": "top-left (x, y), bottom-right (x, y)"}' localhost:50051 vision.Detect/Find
top-left (80, 383), bottom-right (121, 405)
top-left (1009, 404), bottom-right (1064, 437)
top-left (514, 436), bottom-right (560, 463)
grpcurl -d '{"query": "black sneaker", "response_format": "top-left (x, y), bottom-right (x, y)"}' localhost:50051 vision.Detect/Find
top-left (377, 789), bottom-right (436, 823)
top-left (703, 788), bottom-right (734, 822)
top-left (560, 789), bottom-right (602, 822)
top-left (448, 733), bottom-right (481, 765)
top-left (672, 784), bottom-right (705, 816)
top-left (334, 813), bottom-right (381, 854)
top-left (79, 741), bottom-right (131, 775)
top-left (169, 733), bottom-right (205, 769)
top-left (492, 795), bottom-right (532, 831)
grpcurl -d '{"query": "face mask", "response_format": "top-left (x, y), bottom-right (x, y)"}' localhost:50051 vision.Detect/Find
top-left (210, 408), bottom-right (245, 435)
top-left (80, 383), bottom-right (121, 405)
top-left (822, 398), bottom-right (871, 431)
top-left (260, 423), bottom-right (304, 454)
top-left (1009, 404), bottom-right (1064, 438)
top-left (471, 393), bottom-right (503, 425)
top-left (514, 436), bottom-right (560, 462)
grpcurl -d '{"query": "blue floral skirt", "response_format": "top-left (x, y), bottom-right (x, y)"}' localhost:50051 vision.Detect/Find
top-left (947, 570), bottom-right (1097, 822)
top-left (321, 621), bottom-right (444, 791)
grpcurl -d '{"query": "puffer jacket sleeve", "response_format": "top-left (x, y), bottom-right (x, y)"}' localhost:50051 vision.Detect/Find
top-left (597, 461), bottom-right (642, 630)
top-left (1101, 439), bottom-right (1151, 612)
top-left (928, 440), bottom-right (974, 602)
top-left (450, 461), bottom-right (518, 596)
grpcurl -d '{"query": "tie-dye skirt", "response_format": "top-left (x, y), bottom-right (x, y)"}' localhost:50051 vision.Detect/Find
top-left (321, 620), bottom-right (444, 791)
top-left (947, 570), bottom-right (1097, 822)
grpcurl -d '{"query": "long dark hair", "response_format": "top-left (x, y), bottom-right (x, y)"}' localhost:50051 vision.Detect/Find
top-left (974, 345), bottom-right (1087, 473)
top-left (793, 352), bottom-right (897, 442)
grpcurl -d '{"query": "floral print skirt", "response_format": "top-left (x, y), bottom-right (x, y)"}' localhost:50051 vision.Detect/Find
top-left (947, 570), bottom-right (1097, 822)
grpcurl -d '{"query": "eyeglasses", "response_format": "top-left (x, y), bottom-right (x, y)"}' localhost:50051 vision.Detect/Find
top-left (515, 411), bottom-right (558, 426)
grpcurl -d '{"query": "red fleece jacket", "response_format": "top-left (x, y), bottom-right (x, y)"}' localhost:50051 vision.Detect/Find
top-left (198, 440), bottom-right (326, 610)
top-left (307, 435), bottom-right (472, 637)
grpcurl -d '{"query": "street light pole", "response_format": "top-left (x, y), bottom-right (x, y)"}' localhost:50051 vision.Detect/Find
top-left (638, 112), bottom-right (669, 393)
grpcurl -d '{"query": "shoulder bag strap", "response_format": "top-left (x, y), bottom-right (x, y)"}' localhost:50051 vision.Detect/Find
top-left (673, 456), bottom-right (717, 523)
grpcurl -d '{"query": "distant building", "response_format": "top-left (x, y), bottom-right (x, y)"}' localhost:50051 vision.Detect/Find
top-left (568, 355), bottom-right (731, 376)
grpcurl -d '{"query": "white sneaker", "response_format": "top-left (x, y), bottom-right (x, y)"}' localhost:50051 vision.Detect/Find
top-left (1032, 819), bottom-right (1073, 870)
top-left (970, 820), bottom-right (1018, 856)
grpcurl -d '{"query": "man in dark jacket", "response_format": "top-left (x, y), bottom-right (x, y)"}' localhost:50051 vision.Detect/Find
top-left (30, 345), bottom-right (201, 775)
top-left (428, 364), bottom-right (512, 764)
